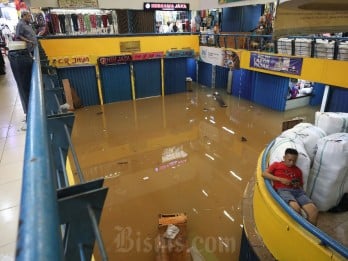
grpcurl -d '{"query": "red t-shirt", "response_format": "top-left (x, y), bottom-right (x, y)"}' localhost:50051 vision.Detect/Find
top-left (267, 161), bottom-right (303, 190)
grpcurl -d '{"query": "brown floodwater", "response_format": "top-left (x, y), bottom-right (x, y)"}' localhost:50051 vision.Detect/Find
top-left (70, 84), bottom-right (318, 260)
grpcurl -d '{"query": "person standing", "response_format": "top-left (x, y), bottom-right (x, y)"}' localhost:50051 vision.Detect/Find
top-left (15, 10), bottom-right (38, 55)
top-left (8, 10), bottom-right (37, 129)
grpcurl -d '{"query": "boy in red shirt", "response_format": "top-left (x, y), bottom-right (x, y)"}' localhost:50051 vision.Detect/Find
top-left (263, 148), bottom-right (318, 225)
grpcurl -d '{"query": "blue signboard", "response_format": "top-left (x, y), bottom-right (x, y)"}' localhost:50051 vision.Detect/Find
top-left (250, 53), bottom-right (303, 75)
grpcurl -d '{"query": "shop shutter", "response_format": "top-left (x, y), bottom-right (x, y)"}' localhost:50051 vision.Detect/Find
top-left (164, 58), bottom-right (187, 95)
top-left (215, 65), bottom-right (229, 90)
top-left (252, 72), bottom-right (288, 111)
top-left (133, 59), bottom-right (161, 98)
top-left (99, 64), bottom-right (132, 104)
top-left (309, 83), bottom-right (326, 106)
top-left (326, 86), bottom-right (348, 112)
top-left (198, 61), bottom-right (213, 87)
top-left (231, 69), bottom-right (254, 100)
top-left (186, 58), bottom-right (197, 81)
top-left (58, 66), bottom-right (100, 106)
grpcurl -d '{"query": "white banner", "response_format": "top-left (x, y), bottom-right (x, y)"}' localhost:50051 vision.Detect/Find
top-left (200, 46), bottom-right (225, 67)
top-left (200, 46), bottom-right (241, 69)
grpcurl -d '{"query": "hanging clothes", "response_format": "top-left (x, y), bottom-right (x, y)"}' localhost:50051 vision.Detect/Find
top-left (65, 14), bottom-right (72, 34)
top-left (96, 15), bottom-right (102, 29)
top-left (51, 13), bottom-right (60, 34)
top-left (45, 13), bottom-right (54, 34)
top-left (112, 10), bottom-right (118, 34)
top-left (101, 14), bottom-right (108, 28)
top-left (77, 14), bottom-right (85, 32)
top-left (71, 14), bottom-right (79, 32)
top-left (90, 14), bottom-right (97, 29)
top-left (84, 14), bottom-right (91, 32)
top-left (58, 14), bottom-right (66, 34)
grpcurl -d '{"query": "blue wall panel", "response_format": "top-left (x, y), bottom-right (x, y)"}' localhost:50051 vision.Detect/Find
top-left (309, 83), bottom-right (325, 106)
top-left (241, 5), bottom-right (262, 32)
top-left (252, 72), bottom-right (288, 111)
top-left (198, 61), bottom-right (212, 87)
top-left (231, 69), bottom-right (253, 100)
top-left (327, 86), bottom-right (348, 112)
top-left (133, 60), bottom-right (161, 98)
top-left (164, 58), bottom-right (187, 95)
top-left (58, 66), bottom-right (99, 106)
top-left (99, 64), bottom-right (132, 104)
top-left (186, 58), bottom-right (197, 81)
top-left (221, 5), bottom-right (261, 32)
top-left (215, 66), bottom-right (229, 90)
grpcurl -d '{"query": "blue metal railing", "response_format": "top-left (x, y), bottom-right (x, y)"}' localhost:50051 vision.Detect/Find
top-left (15, 46), bottom-right (109, 260)
top-left (16, 49), bottom-right (63, 260)
top-left (261, 141), bottom-right (348, 259)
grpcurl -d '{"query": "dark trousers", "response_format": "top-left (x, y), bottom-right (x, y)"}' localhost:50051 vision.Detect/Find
top-left (0, 52), bottom-right (5, 74)
top-left (8, 50), bottom-right (33, 114)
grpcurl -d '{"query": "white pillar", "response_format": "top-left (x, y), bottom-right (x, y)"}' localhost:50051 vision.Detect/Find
top-left (320, 85), bottom-right (330, 112)
top-left (227, 68), bottom-right (233, 94)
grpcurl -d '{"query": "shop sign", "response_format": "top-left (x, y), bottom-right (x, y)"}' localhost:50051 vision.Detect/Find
top-left (120, 41), bottom-right (140, 53)
top-left (132, 52), bottom-right (164, 61)
top-left (165, 49), bottom-right (194, 58)
top-left (250, 53), bottom-right (303, 75)
top-left (51, 56), bottom-right (90, 66)
top-left (144, 2), bottom-right (190, 11)
top-left (98, 55), bottom-right (132, 65)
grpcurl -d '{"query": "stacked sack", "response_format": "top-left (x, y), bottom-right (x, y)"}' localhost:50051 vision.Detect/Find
top-left (315, 112), bottom-right (348, 135)
top-left (306, 133), bottom-right (348, 211)
top-left (269, 112), bottom-right (348, 211)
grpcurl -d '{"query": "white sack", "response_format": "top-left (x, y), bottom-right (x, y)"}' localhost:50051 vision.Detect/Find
top-left (280, 123), bottom-right (326, 162)
top-left (315, 112), bottom-right (348, 135)
top-left (307, 133), bottom-right (348, 211)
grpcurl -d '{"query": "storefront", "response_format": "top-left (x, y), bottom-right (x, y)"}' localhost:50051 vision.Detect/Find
top-left (143, 2), bottom-right (191, 33)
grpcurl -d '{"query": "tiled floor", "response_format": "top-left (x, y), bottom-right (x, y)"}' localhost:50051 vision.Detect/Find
top-left (0, 56), bottom-right (26, 261)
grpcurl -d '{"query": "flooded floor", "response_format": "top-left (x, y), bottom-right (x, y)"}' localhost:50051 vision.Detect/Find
top-left (70, 84), bottom-right (318, 260)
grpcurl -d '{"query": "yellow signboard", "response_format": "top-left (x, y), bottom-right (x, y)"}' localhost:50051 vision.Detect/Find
top-left (120, 41), bottom-right (141, 53)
